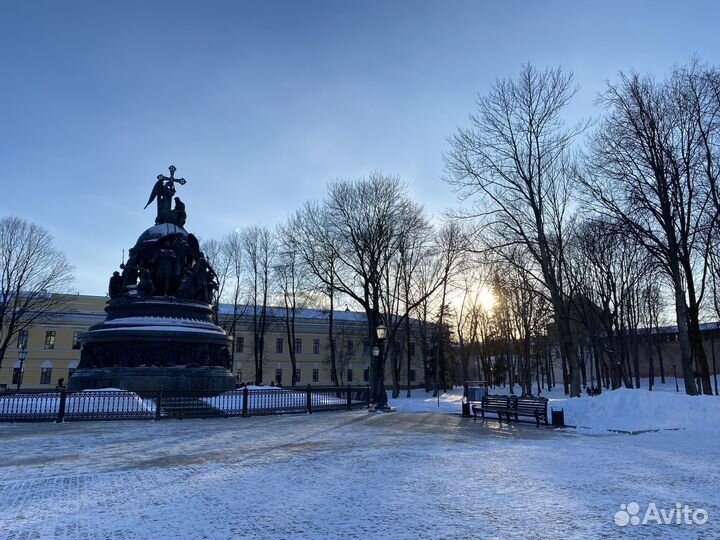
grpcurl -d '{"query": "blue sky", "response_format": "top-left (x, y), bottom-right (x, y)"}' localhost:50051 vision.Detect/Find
top-left (1, 0), bottom-right (719, 294)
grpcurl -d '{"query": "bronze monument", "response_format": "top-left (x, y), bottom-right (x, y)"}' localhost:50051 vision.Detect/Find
top-left (68, 166), bottom-right (235, 394)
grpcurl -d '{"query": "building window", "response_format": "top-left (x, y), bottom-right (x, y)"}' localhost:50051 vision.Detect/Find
top-left (347, 368), bottom-right (353, 382)
top-left (363, 341), bottom-right (369, 356)
top-left (346, 340), bottom-right (354, 355)
top-left (408, 342), bottom-right (415, 357)
top-left (72, 332), bottom-right (81, 350)
top-left (363, 368), bottom-right (369, 382)
top-left (312, 368), bottom-right (319, 383)
top-left (410, 368), bottom-right (416, 382)
top-left (313, 339), bottom-right (320, 355)
top-left (330, 370), bottom-right (336, 383)
top-left (44, 331), bottom-right (56, 350)
top-left (294, 338), bottom-right (302, 354)
top-left (295, 368), bottom-right (301, 383)
top-left (236, 336), bottom-right (244, 353)
top-left (235, 369), bottom-right (242, 382)
top-left (12, 368), bottom-right (23, 385)
top-left (17, 329), bottom-right (28, 349)
top-left (40, 367), bottom-right (52, 385)
top-left (275, 368), bottom-right (282, 385)
top-left (276, 338), bottom-right (283, 354)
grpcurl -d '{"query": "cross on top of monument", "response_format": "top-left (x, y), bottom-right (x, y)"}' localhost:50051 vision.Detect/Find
top-left (144, 165), bottom-right (189, 226)
top-left (157, 164), bottom-right (187, 186)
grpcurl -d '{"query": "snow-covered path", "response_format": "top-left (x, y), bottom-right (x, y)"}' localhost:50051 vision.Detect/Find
top-left (2, 409), bottom-right (718, 539)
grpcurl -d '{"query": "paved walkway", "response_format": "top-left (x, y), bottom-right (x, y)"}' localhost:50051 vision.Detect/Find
top-left (2, 412), bottom-right (717, 539)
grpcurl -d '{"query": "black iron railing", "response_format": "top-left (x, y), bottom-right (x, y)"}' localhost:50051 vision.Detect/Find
top-left (0, 385), bottom-right (371, 422)
top-left (64, 390), bottom-right (156, 421)
top-left (0, 390), bottom-right (62, 422)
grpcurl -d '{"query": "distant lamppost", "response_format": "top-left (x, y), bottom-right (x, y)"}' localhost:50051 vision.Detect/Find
top-left (373, 324), bottom-right (390, 410)
top-left (672, 364), bottom-right (679, 393)
top-left (16, 345), bottom-right (28, 391)
top-left (490, 365), bottom-right (495, 389)
top-left (376, 324), bottom-right (387, 341)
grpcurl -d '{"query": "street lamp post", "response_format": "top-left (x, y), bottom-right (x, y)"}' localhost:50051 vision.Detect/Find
top-left (672, 364), bottom-right (679, 393)
top-left (16, 345), bottom-right (27, 391)
top-left (373, 324), bottom-right (390, 411)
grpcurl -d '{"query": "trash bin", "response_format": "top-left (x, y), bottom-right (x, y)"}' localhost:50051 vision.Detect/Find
top-left (551, 408), bottom-right (565, 427)
top-left (461, 400), bottom-right (470, 417)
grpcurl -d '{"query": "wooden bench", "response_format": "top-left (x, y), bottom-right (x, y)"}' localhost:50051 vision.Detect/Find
top-left (472, 395), bottom-right (513, 423)
top-left (511, 396), bottom-right (549, 427)
top-left (472, 395), bottom-right (549, 427)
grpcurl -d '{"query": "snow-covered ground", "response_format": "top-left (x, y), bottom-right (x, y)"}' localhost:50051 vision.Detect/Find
top-left (2, 388), bottom-right (718, 539)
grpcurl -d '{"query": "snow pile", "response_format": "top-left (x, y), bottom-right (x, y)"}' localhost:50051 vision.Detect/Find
top-left (550, 388), bottom-right (720, 433)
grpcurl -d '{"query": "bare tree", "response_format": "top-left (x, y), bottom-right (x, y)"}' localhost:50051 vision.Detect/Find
top-left (583, 65), bottom-right (717, 395)
top-left (569, 217), bottom-right (657, 390)
top-left (411, 254), bottom-right (441, 391)
top-left (274, 228), bottom-right (312, 388)
top-left (241, 225), bottom-right (277, 384)
top-left (201, 238), bottom-right (228, 326)
top-left (286, 202), bottom-right (342, 386)
top-left (445, 65), bottom-right (587, 396)
top-left (499, 251), bottom-right (550, 396)
top-left (452, 262), bottom-right (490, 385)
top-left (379, 206), bottom-right (437, 398)
top-left (328, 321), bottom-right (355, 385)
top-left (323, 172), bottom-right (436, 406)
top-left (0, 217), bottom-right (74, 367)
top-left (640, 277), bottom-right (668, 390)
top-left (430, 223), bottom-right (467, 396)
top-left (709, 228), bottom-right (720, 394)
top-left (208, 231), bottom-right (249, 373)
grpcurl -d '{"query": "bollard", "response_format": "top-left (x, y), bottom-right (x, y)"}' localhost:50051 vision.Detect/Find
top-left (306, 384), bottom-right (312, 414)
top-left (56, 388), bottom-right (67, 423)
top-left (462, 382), bottom-right (471, 418)
top-left (347, 384), bottom-right (352, 410)
top-left (461, 400), bottom-right (470, 418)
top-left (155, 386), bottom-right (163, 420)
top-left (242, 386), bottom-right (249, 417)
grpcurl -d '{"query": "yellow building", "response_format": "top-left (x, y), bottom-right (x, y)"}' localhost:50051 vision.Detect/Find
top-left (0, 295), bottom-right (105, 390)
top-left (0, 295), bottom-right (423, 390)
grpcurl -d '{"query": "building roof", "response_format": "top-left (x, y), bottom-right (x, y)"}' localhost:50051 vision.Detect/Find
top-left (217, 303), bottom-right (369, 323)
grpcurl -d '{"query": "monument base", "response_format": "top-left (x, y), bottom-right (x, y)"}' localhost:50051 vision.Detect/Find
top-left (67, 366), bottom-right (236, 395)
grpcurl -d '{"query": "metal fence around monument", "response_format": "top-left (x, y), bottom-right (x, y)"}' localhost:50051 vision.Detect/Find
top-left (0, 385), bottom-right (371, 423)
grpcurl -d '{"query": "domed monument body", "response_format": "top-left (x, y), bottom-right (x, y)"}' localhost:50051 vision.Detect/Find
top-left (68, 166), bottom-right (235, 394)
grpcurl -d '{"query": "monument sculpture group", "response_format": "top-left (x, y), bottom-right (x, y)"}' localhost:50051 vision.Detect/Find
top-left (68, 166), bottom-right (235, 393)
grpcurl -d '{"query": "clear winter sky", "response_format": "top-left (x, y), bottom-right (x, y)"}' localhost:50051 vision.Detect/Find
top-left (1, 0), bottom-right (719, 295)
